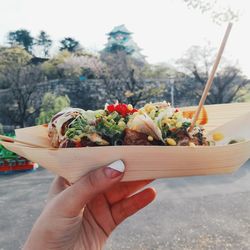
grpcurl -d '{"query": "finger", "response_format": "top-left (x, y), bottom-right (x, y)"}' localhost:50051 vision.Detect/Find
top-left (54, 160), bottom-right (125, 216)
top-left (47, 176), bottom-right (70, 201)
top-left (86, 182), bottom-right (154, 237)
top-left (86, 194), bottom-right (116, 235)
top-left (111, 187), bottom-right (156, 225)
top-left (105, 180), bottom-right (154, 205)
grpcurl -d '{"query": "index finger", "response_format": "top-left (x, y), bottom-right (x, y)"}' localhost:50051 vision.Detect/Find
top-left (105, 179), bottom-right (154, 205)
top-left (47, 176), bottom-right (70, 201)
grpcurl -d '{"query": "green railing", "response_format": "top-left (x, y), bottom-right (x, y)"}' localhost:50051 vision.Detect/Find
top-left (0, 134), bottom-right (17, 160)
top-left (0, 144), bottom-right (17, 159)
top-left (0, 135), bottom-right (35, 170)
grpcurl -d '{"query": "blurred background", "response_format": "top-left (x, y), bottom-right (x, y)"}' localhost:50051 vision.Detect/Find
top-left (0, 0), bottom-right (250, 133)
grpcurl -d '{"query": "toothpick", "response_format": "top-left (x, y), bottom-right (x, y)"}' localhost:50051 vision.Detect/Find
top-left (189, 22), bottom-right (233, 132)
top-left (0, 134), bottom-right (49, 148)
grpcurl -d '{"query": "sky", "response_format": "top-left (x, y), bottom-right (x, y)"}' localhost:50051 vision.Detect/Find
top-left (0, 0), bottom-right (250, 76)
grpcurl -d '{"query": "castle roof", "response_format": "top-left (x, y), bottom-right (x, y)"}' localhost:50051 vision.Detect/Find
top-left (107, 24), bottom-right (132, 35)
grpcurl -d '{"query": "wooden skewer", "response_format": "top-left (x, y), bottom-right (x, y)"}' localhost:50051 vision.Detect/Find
top-left (0, 134), bottom-right (49, 148)
top-left (189, 22), bottom-right (233, 132)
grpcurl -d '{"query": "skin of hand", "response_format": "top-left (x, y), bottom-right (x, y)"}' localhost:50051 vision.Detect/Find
top-left (22, 160), bottom-right (156, 250)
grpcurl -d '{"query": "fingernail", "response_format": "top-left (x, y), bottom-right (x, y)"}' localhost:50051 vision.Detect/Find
top-left (104, 160), bottom-right (125, 178)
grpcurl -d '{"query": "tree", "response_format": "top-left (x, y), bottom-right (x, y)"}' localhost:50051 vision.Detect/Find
top-left (59, 37), bottom-right (81, 52)
top-left (176, 45), bottom-right (250, 104)
top-left (101, 50), bottom-right (144, 80)
top-left (37, 93), bottom-right (70, 124)
top-left (237, 84), bottom-right (250, 102)
top-left (142, 63), bottom-right (177, 80)
top-left (7, 29), bottom-right (34, 53)
top-left (0, 46), bottom-right (32, 88)
top-left (57, 54), bottom-right (106, 79)
top-left (41, 50), bottom-right (103, 80)
top-left (0, 65), bottom-right (44, 127)
top-left (36, 31), bottom-right (52, 57)
top-left (101, 51), bottom-right (164, 106)
top-left (41, 50), bottom-right (72, 79)
top-left (182, 0), bottom-right (239, 24)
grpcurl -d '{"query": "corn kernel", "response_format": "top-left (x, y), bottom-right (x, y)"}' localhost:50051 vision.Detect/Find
top-left (173, 112), bottom-right (181, 119)
top-left (147, 135), bottom-right (154, 141)
top-left (73, 136), bottom-right (81, 142)
top-left (149, 109), bottom-right (156, 118)
top-left (167, 118), bottom-right (172, 123)
top-left (79, 133), bottom-right (85, 138)
top-left (144, 104), bottom-right (154, 113)
top-left (161, 118), bottom-right (168, 125)
top-left (127, 104), bottom-right (133, 111)
top-left (161, 121), bottom-right (166, 127)
top-left (212, 132), bottom-right (224, 141)
top-left (118, 120), bottom-right (126, 127)
top-left (176, 122), bottom-right (182, 128)
top-left (166, 138), bottom-right (176, 146)
top-left (169, 120), bottom-right (176, 126)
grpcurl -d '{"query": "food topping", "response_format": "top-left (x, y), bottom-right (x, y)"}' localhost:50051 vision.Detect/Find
top-left (166, 138), bottom-right (177, 146)
top-left (105, 102), bottom-right (137, 117)
top-left (212, 132), bottom-right (224, 141)
top-left (48, 101), bottom-right (223, 148)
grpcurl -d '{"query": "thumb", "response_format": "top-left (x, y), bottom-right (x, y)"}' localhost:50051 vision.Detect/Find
top-left (54, 160), bottom-right (125, 216)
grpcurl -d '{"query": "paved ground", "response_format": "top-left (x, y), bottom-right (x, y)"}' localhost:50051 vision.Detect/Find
top-left (1, 160), bottom-right (250, 250)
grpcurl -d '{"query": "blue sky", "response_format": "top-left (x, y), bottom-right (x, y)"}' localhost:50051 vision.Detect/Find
top-left (1, 0), bottom-right (250, 76)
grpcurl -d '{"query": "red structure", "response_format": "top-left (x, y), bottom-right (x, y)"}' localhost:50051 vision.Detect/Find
top-left (0, 143), bottom-right (37, 174)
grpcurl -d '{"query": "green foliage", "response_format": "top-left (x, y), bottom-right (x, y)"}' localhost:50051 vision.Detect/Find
top-left (37, 93), bottom-right (70, 124)
top-left (36, 31), bottom-right (52, 57)
top-left (41, 50), bottom-right (71, 79)
top-left (0, 65), bottom-right (44, 127)
top-left (59, 37), bottom-right (81, 52)
top-left (7, 29), bottom-right (34, 53)
top-left (0, 46), bottom-right (32, 88)
top-left (236, 85), bottom-right (250, 102)
top-left (243, 93), bottom-right (250, 102)
top-left (0, 46), bottom-right (44, 127)
top-left (0, 46), bottom-right (31, 66)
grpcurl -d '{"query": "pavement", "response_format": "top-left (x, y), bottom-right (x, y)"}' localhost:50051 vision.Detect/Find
top-left (0, 160), bottom-right (250, 250)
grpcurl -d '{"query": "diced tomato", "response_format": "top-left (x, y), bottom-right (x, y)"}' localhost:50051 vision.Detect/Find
top-left (107, 104), bottom-right (115, 112)
top-left (106, 102), bottom-right (138, 117)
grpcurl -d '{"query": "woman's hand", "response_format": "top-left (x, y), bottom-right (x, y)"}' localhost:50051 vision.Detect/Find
top-left (23, 160), bottom-right (156, 250)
